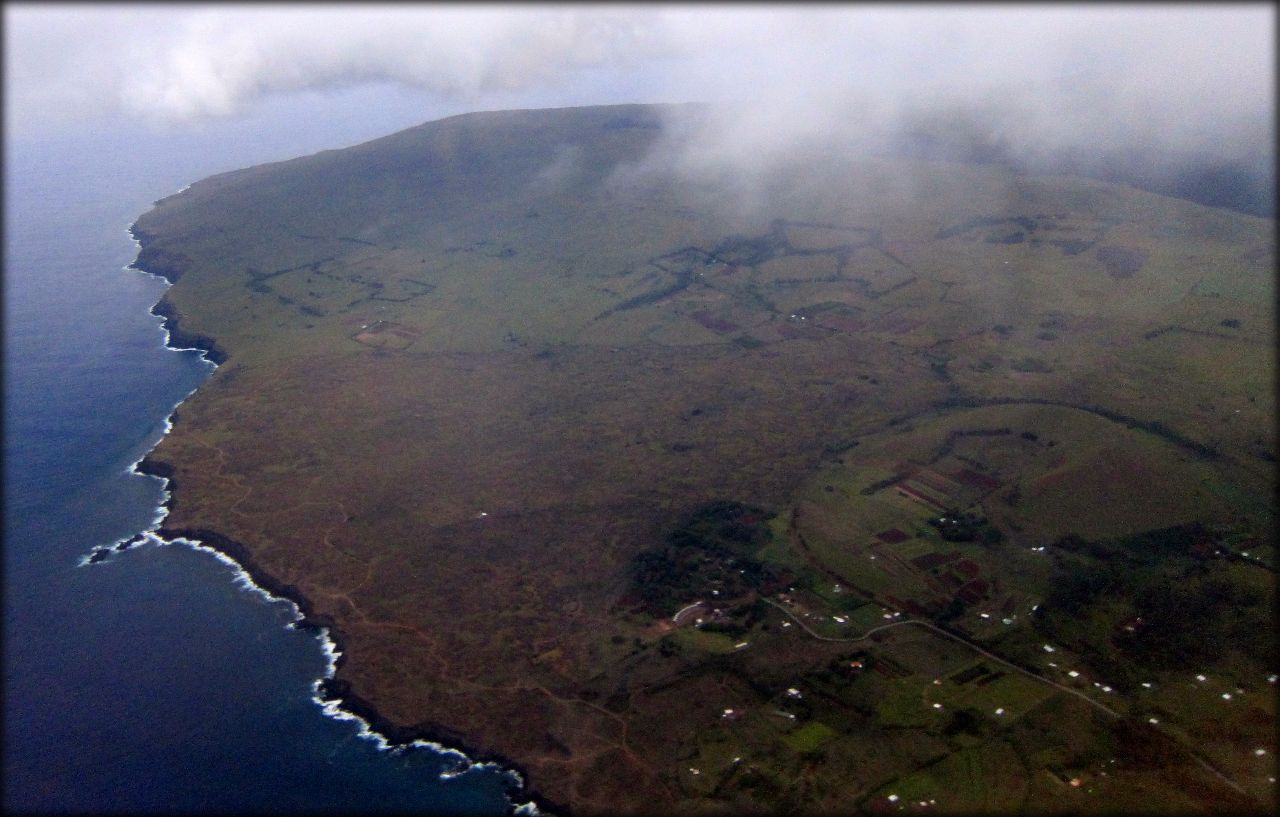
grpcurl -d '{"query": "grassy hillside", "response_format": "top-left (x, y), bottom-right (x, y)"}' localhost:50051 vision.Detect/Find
top-left (128, 103), bottom-right (1275, 815)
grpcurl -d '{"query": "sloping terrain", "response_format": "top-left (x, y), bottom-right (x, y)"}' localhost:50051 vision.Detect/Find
top-left (129, 104), bottom-right (1275, 814)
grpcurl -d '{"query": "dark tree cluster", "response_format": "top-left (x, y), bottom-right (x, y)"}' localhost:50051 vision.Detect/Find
top-left (1035, 525), bottom-right (1272, 672)
top-left (626, 501), bottom-right (786, 615)
top-left (1053, 523), bottom-right (1209, 566)
top-left (928, 510), bottom-right (1003, 544)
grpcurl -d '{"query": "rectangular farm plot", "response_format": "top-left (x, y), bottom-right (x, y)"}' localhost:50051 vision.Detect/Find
top-left (795, 496), bottom-right (974, 611)
top-left (942, 663), bottom-right (1057, 719)
top-left (806, 474), bottom-right (932, 533)
top-left (840, 251), bottom-right (917, 297)
top-left (907, 463), bottom-right (998, 508)
top-left (803, 536), bottom-right (933, 600)
top-left (876, 678), bottom-right (943, 728)
top-left (845, 601), bottom-right (900, 630)
top-left (260, 262), bottom-right (359, 308)
top-left (783, 720), bottom-right (840, 754)
top-left (754, 254), bottom-right (841, 285)
top-left (782, 223), bottom-right (878, 252)
top-left (891, 481), bottom-right (949, 512)
top-left (867, 741), bottom-right (1030, 813)
top-left (672, 627), bottom-right (739, 655)
top-left (644, 313), bottom-right (732, 346)
top-left (875, 626), bottom-right (983, 679)
top-left (766, 281), bottom-right (880, 316)
top-left (882, 538), bottom-right (939, 562)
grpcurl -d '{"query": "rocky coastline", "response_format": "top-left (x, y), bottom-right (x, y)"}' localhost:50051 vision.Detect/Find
top-left (129, 223), bottom-right (229, 365)
top-left (127, 231), bottom-right (549, 815)
top-left (138, 461), bottom-right (554, 814)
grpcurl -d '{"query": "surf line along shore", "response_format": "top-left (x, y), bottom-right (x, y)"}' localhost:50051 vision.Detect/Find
top-left (77, 220), bottom-right (548, 816)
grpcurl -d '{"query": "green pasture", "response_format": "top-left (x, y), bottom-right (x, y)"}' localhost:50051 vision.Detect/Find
top-left (783, 720), bottom-right (839, 754)
top-left (869, 742), bottom-right (1029, 812)
top-left (672, 627), bottom-right (740, 655)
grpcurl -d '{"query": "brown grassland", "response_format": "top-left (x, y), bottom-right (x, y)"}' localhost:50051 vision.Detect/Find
top-left (126, 105), bottom-right (1274, 814)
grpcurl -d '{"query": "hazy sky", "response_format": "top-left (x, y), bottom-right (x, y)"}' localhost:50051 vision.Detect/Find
top-left (5, 4), bottom-right (1274, 174)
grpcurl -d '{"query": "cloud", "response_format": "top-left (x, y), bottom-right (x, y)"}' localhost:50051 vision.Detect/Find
top-left (6, 3), bottom-right (1273, 200)
top-left (619, 6), bottom-right (1275, 216)
top-left (6, 5), bottom-right (672, 127)
top-left (644, 6), bottom-right (1272, 165)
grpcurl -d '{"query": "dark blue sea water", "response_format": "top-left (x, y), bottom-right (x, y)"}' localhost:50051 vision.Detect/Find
top-left (3, 92), bottom-right (519, 815)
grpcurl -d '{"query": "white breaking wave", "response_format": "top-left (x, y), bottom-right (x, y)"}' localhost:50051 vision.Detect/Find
top-left (91, 511), bottom-right (531, 800)
top-left (80, 228), bottom-right (535, 807)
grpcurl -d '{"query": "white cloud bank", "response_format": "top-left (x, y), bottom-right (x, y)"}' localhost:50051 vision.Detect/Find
top-left (5, 4), bottom-right (1273, 181)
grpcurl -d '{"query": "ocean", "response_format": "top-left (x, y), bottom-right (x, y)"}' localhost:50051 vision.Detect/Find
top-left (3, 93), bottom-right (519, 815)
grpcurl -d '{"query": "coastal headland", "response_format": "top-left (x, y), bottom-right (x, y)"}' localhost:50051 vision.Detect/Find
top-left (127, 104), bottom-right (1275, 814)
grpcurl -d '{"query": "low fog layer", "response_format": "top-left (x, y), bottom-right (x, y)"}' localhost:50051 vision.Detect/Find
top-left (7, 5), bottom-right (1273, 214)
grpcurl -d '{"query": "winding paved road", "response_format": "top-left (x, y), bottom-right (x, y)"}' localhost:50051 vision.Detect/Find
top-left (761, 597), bottom-right (1121, 718)
top-left (760, 597), bottom-right (1250, 796)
